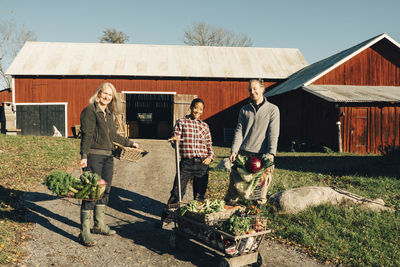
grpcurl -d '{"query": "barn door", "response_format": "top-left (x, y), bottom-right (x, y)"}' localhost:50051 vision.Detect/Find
top-left (350, 108), bottom-right (368, 154)
top-left (173, 94), bottom-right (197, 124)
top-left (116, 93), bottom-right (127, 137)
top-left (16, 104), bottom-right (66, 136)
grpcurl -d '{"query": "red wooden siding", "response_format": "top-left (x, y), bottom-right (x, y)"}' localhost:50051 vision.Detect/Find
top-left (268, 90), bottom-right (339, 151)
top-left (13, 77), bottom-right (276, 140)
top-left (339, 105), bottom-right (400, 154)
top-left (313, 41), bottom-right (400, 86)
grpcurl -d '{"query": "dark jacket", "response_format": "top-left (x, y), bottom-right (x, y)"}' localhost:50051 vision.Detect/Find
top-left (80, 102), bottom-right (132, 159)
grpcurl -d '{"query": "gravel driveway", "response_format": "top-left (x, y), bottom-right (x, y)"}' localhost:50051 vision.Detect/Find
top-left (20, 139), bottom-right (331, 267)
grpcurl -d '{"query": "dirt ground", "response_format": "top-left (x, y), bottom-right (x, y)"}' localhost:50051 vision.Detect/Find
top-left (20, 139), bottom-right (332, 267)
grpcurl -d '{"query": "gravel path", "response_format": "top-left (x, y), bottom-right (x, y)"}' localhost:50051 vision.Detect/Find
top-left (20, 139), bottom-right (331, 267)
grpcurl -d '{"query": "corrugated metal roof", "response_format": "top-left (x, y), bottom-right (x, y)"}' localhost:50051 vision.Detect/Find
top-left (303, 85), bottom-right (400, 102)
top-left (6, 42), bottom-right (308, 79)
top-left (266, 33), bottom-right (400, 97)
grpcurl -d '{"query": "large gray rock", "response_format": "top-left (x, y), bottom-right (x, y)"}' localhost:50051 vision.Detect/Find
top-left (270, 186), bottom-right (394, 214)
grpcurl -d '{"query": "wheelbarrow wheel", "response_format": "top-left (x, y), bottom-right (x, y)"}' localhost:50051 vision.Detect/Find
top-left (217, 257), bottom-right (231, 267)
top-left (250, 253), bottom-right (263, 267)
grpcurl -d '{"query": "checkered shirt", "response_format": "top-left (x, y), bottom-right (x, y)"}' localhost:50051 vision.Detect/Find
top-left (174, 116), bottom-right (215, 160)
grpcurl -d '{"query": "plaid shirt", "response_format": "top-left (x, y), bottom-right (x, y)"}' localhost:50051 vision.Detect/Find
top-left (174, 115), bottom-right (214, 160)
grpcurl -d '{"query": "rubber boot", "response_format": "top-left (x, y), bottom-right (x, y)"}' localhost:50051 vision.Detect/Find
top-left (92, 204), bottom-right (116, 235)
top-left (79, 209), bottom-right (95, 246)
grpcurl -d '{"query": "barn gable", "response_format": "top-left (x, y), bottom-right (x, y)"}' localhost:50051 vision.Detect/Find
top-left (267, 33), bottom-right (400, 154)
top-left (266, 33), bottom-right (400, 97)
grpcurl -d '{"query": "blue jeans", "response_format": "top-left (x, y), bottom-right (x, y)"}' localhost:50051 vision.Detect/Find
top-left (81, 154), bottom-right (114, 211)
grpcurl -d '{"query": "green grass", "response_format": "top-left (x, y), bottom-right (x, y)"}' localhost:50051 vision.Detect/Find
top-left (1, 136), bottom-right (399, 266)
top-left (208, 148), bottom-right (400, 266)
top-left (0, 135), bottom-right (80, 265)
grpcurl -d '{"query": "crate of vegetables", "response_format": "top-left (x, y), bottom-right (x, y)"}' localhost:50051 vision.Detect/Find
top-left (44, 170), bottom-right (107, 201)
top-left (178, 199), bottom-right (245, 225)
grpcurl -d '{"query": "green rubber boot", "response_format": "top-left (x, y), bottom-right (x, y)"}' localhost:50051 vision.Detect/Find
top-left (79, 209), bottom-right (95, 246)
top-left (92, 204), bottom-right (116, 235)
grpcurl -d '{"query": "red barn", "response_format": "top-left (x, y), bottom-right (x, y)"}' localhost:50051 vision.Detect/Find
top-left (267, 33), bottom-right (400, 154)
top-left (5, 42), bottom-right (307, 142)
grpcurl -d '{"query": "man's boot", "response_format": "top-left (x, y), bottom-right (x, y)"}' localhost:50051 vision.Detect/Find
top-left (92, 204), bottom-right (116, 235)
top-left (79, 209), bottom-right (95, 246)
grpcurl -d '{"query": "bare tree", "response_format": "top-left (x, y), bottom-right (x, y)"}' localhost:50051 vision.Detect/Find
top-left (99, 28), bottom-right (129, 44)
top-left (183, 22), bottom-right (253, 47)
top-left (0, 20), bottom-right (36, 89)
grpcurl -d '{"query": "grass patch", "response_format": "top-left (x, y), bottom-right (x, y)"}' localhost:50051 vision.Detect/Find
top-left (1, 135), bottom-right (399, 266)
top-left (208, 149), bottom-right (400, 266)
top-left (0, 135), bottom-right (80, 265)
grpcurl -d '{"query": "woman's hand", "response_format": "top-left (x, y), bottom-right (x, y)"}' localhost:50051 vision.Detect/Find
top-left (229, 152), bottom-right (237, 162)
top-left (80, 158), bottom-right (87, 168)
top-left (168, 135), bottom-right (180, 144)
top-left (202, 157), bottom-right (212, 165)
top-left (132, 142), bottom-right (139, 149)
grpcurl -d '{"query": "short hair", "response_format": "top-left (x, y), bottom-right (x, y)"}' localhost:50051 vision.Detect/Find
top-left (249, 78), bottom-right (266, 91)
top-left (190, 98), bottom-right (205, 109)
top-left (89, 82), bottom-right (122, 114)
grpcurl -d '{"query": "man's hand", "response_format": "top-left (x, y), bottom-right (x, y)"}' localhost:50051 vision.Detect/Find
top-left (265, 153), bottom-right (275, 172)
top-left (229, 152), bottom-right (237, 162)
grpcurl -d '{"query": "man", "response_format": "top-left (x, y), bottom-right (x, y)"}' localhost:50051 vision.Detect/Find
top-left (224, 78), bottom-right (280, 204)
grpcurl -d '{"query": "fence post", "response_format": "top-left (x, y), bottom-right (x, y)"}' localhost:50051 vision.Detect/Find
top-left (336, 121), bottom-right (342, 153)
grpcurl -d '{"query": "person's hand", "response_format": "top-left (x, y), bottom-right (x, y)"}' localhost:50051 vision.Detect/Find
top-left (266, 153), bottom-right (274, 162)
top-left (229, 152), bottom-right (237, 162)
top-left (80, 158), bottom-right (87, 168)
top-left (266, 153), bottom-right (275, 172)
top-left (169, 135), bottom-right (179, 143)
top-left (202, 157), bottom-right (212, 165)
top-left (132, 142), bottom-right (139, 149)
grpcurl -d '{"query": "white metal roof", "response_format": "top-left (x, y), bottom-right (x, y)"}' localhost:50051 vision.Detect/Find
top-left (304, 85), bottom-right (400, 102)
top-left (6, 41), bottom-right (308, 79)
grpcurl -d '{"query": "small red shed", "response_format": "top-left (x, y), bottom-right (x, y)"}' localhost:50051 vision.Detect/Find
top-left (266, 33), bottom-right (400, 154)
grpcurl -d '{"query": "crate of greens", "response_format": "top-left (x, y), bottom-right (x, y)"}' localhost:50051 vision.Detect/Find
top-left (44, 170), bottom-right (107, 201)
top-left (178, 199), bottom-right (245, 225)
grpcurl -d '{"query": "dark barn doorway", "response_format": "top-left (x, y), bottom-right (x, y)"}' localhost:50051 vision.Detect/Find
top-left (125, 94), bottom-right (173, 139)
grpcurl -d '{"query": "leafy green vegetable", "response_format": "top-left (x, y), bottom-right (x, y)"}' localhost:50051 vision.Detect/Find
top-left (44, 170), bottom-right (105, 199)
top-left (179, 199), bottom-right (226, 216)
top-left (222, 215), bottom-right (252, 235)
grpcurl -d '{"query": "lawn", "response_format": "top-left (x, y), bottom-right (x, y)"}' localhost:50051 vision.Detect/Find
top-left (208, 147), bottom-right (400, 267)
top-left (0, 135), bottom-right (399, 266)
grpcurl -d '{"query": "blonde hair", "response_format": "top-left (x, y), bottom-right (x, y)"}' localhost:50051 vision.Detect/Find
top-left (89, 82), bottom-right (122, 115)
top-left (249, 78), bottom-right (266, 91)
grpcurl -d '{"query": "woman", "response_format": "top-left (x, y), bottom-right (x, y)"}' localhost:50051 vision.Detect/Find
top-left (224, 78), bottom-right (280, 204)
top-left (160, 98), bottom-right (214, 227)
top-left (79, 82), bottom-right (139, 246)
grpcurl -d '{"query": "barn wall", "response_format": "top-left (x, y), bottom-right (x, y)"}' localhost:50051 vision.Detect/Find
top-left (340, 104), bottom-right (400, 154)
top-left (313, 41), bottom-right (400, 86)
top-left (268, 90), bottom-right (339, 151)
top-left (13, 76), bottom-right (277, 142)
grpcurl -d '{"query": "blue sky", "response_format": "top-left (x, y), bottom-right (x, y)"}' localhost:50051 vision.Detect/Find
top-left (2, 0), bottom-right (400, 65)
